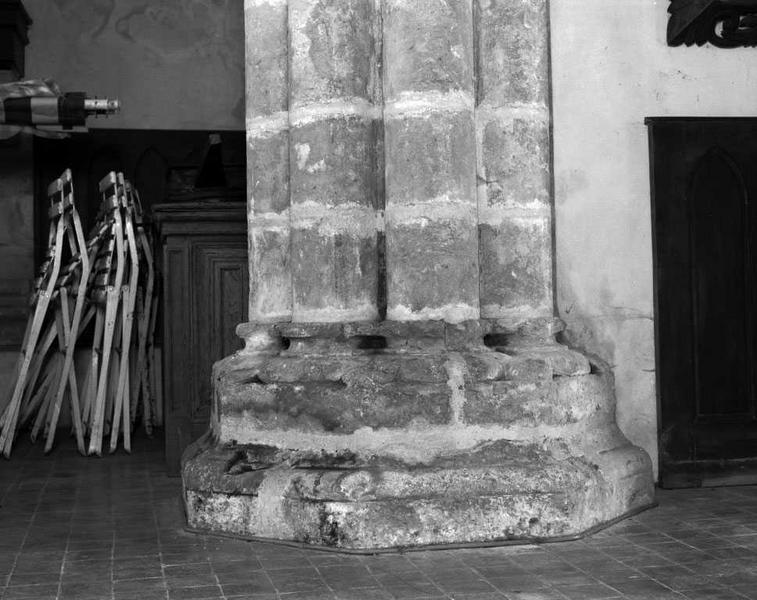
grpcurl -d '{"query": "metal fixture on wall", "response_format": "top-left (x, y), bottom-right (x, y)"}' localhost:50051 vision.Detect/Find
top-left (668, 0), bottom-right (757, 47)
top-left (0, 80), bottom-right (120, 138)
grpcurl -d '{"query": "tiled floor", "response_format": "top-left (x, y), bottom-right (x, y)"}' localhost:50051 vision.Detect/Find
top-left (2, 437), bottom-right (757, 600)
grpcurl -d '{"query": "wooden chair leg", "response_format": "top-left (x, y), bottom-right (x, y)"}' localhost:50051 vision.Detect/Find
top-left (109, 288), bottom-right (130, 453)
top-left (105, 306), bottom-right (123, 439)
top-left (45, 295), bottom-right (85, 454)
top-left (0, 296), bottom-right (55, 458)
top-left (82, 307), bottom-right (104, 436)
top-left (19, 366), bottom-right (56, 428)
top-left (18, 322), bottom-right (57, 417)
top-left (87, 287), bottom-right (120, 457)
top-left (30, 355), bottom-right (62, 443)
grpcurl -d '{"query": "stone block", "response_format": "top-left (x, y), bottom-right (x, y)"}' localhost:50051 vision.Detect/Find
top-left (462, 370), bottom-right (611, 427)
top-left (444, 320), bottom-right (487, 351)
top-left (386, 218), bottom-right (478, 319)
top-left (248, 226), bottom-right (291, 321)
top-left (245, 0), bottom-right (288, 116)
top-left (183, 434), bottom-right (654, 549)
top-left (479, 217), bottom-right (553, 319)
top-left (248, 131), bottom-right (289, 214)
top-left (291, 228), bottom-right (378, 321)
top-left (290, 116), bottom-right (382, 208)
top-left (219, 379), bottom-right (451, 433)
top-left (462, 353), bottom-right (513, 381)
top-left (475, 0), bottom-right (549, 107)
top-left (479, 116), bottom-right (550, 208)
top-left (507, 345), bottom-right (592, 377)
top-left (497, 355), bottom-right (553, 381)
top-left (554, 372), bottom-right (614, 420)
top-left (397, 356), bottom-right (448, 382)
top-left (462, 380), bottom-right (559, 426)
top-left (385, 111), bottom-right (476, 205)
top-left (485, 316), bottom-right (566, 344)
top-left (289, 0), bottom-right (379, 105)
top-left (384, 0), bottom-right (473, 98)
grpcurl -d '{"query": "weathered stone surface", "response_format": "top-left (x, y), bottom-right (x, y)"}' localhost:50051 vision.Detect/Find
top-left (485, 317), bottom-right (566, 343)
top-left (386, 218), bottom-right (478, 320)
top-left (290, 116), bottom-right (382, 208)
top-left (463, 380), bottom-right (554, 426)
top-left (276, 321), bottom-right (345, 340)
top-left (444, 320), bottom-right (487, 351)
top-left (247, 132), bottom-right (289, 214)
top-left (384, 112), bottom-right (476, 205)
top-left (248, 227), bottom-right (291, 322)
top-left (384, 0), bottom-right (473, 98)
top-left (475, 0), bottom-right (549, 106)
top-left (479, 217), bottom-right (553, 319)
top-left (220, 379), bottom-right (451, 433)
top-left (462, 371), bottom-right (610, 427)
top-left (244, 0), bottom-right (288, 116)
top-left (245, 0), bottom-right (291, 323)
top-left (236, 322), bottom-right (285, 353)
top-left (289, 0), bottom-right (380, 105)
top-left (505, 345), bottom-right (592, 377)
top-left (186, 320), bottom-right (655, 548)
top-left (474, 0), bottom-right (551, 327)
top-left (479, 116), bottom-right (550, 209)
top-left (290, 228), bottom-right (378, 321)
top-left (183, 432), bottom-right (654, 549)
top-left (287, 0), bottom-right (382, 325)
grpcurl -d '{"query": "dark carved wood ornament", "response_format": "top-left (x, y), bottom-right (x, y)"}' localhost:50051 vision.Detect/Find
top-left (668, 0), bottom-right (757, 46)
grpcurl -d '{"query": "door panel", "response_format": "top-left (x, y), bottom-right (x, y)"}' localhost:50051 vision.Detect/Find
top-left (648, 118), bottom-right (757, 487)
top-left (690, 148), bottom-right (752, 419)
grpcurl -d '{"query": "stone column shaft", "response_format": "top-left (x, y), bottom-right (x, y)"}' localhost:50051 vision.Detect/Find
top-left (245, 0), bottom-right (291, 323)
top-left (383, 0), bottom-right (479, 324)
top-left (475, 0), bottom-right (553, 325)
top-left (288, 0), bottom-right (382, 323)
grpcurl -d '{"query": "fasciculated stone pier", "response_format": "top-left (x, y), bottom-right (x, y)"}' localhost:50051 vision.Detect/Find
top-left (181, 0), bottom-right (655, 550)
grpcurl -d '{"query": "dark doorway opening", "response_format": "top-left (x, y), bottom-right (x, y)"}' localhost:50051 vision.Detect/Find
top-left (648, 117), bottom-right (757, 488)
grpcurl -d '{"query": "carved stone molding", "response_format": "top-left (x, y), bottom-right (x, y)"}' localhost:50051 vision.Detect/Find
top-left (669, 0), bottom-right (757, 47)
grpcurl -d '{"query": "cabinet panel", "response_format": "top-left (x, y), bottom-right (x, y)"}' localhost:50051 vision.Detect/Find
top-left (155, 201), bottom-right (247, 475)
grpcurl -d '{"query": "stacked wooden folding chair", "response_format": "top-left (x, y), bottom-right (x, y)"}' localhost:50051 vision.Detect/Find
top-left (128, 184), bottom-right (158, 437)
top-left (83, 172), bottom-right (127, 456)
top-left (1, 170), bottom-right (160, 458)
top-left (0, 169), bottom-right (88, 457)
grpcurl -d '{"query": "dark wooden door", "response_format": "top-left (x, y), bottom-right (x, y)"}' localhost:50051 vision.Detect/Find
top-left (648, 118), bottom-right (757, 487)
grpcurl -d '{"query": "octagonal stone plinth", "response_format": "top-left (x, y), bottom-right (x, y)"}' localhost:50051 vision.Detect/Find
top-left (182, 319), bottom-right (654, 550)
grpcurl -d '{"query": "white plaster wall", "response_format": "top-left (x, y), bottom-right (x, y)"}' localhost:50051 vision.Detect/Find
top-left (23, 0), bottom-right (244, 131)
top-left (550, 0), bottom-right (757, 478)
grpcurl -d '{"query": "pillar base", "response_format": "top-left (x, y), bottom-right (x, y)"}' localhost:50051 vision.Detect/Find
top-left (181, 319), bottom-right (654, 550)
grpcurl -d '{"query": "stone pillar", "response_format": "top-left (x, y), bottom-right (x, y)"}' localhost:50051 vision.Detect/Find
top-left (383, 0), bottom-right (478, 323)
top-left (288, 0), bottom-right (382, 322)
top-left (476, 0), bottom-right (553, 326)
top-left (245, 0), bottom-right (291, 323)
top-left (182, 0), bottom-right (655, 551)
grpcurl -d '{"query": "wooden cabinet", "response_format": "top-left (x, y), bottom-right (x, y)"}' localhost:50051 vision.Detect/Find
top-left (154, 198), bottom-right (248, 475)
